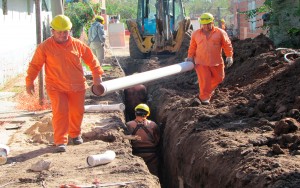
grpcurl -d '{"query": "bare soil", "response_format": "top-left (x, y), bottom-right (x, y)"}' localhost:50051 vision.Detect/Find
top-left (1, 34), bottom-right (300, 188)
top-left (144, 34), bottom-right (300, 188)
top-left (0, 41), bottom-right (160, 188)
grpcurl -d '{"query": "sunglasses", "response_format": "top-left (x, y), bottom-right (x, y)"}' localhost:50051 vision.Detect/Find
top-left (200, 18), bottom-right (212, 20)
top-left (135, 111), bottom-right (148, 117)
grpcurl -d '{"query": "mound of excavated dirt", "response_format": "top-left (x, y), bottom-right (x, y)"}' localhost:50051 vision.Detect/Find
top-left (143, 34), bottom-right (300, 188)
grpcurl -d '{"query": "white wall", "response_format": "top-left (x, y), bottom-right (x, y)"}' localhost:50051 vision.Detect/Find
top-left (0, 0), bottom-right (36, 86)
top-left (0, 0), bottom-right (51, 87)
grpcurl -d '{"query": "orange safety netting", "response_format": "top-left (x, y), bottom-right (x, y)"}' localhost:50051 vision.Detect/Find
top-left (15, 87), bottom-right (51, 111)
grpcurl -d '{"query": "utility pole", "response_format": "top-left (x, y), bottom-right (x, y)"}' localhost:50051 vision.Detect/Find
top-left (237, 8), bottom-right (240, 39)
top-left (101, 0), bottom-right (106, 15)
top-left (51, 0), bottom-right (64, 16)
top-left (35, 0), bottom-right (64, 105)
top-left (35, 0), bottom-right (45, 105)
top-left (217, 7), bottom-right (221, 28)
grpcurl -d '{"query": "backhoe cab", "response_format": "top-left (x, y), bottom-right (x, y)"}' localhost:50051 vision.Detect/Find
top-left (126, 0), bottom-right (193, 59)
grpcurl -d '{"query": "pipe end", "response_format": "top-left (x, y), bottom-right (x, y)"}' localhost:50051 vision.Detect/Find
top-left (91, 84), bottom-right (106, 96)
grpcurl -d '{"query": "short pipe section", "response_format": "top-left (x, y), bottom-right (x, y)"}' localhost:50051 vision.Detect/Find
top-left (87, 150), bottom-right (116, 167)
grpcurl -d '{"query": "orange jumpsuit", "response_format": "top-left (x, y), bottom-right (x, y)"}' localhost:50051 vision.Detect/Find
top-left (126, 119), bottom-right (160, 175)
top-left (188, 26), bottom-right (233, 101)
top-left (26, 36), bottom-right (103, 145)
top-left (221, 23), bottom-right (226, 30)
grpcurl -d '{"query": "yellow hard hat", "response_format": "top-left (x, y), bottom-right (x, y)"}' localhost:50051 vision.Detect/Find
top-left (135, 103), bottom-right (150, 116)
top-left (199, 13), bottom-right (214, 25)
top-left (51, 15), bottom-right (72, 31)
top-left (95, 15), bottom-right (105, 24)
top-left (221, 18), bottom-right (225, 23)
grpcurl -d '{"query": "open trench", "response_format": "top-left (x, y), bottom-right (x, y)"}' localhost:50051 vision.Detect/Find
top-left (116, 51), bottom-right (300, 188)
top-left (118, 56), bottom-right (199, 188)
top-left (118, 56), bottom-right (245, 188)
top-left (113, 33), bottom-right (300, 187)
top-left (119, 55), bottom-right (249, 188)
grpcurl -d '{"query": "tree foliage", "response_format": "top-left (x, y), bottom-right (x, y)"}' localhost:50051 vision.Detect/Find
top-left (183, 0), bottom-right (230, 19)
top-left (239, 0), bottom-right (272, 19)
top-left (64, 2), bottom-right (101, 38)
top-left (105, 0), bottom-right (137, 22)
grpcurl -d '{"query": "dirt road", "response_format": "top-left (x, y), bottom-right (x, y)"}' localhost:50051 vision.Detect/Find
top-left (0, 41), bottom-right (160, 187)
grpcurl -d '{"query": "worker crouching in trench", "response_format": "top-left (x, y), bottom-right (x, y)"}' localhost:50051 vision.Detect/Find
top-left (125, 104), bottom-right (161, 176)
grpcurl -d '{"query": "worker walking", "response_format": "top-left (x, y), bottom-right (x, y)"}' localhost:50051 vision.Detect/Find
top-left (88, 15), bottom-right (106, 65)
top-left (26, 15), bottom-right (104, 152)
top-left (125, 104), bottom-right (161, 176)
top-left (220, 18), bottom-right (226, 30)
top-left (186, 13), bottom-right (233, 105)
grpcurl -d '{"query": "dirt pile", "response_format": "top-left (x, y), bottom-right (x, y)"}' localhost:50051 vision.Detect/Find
top-left (144, 34), bottom-right (300, 187)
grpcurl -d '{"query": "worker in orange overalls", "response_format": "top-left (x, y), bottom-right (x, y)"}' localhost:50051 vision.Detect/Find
top-left (125, 104), bottom-right (161, 176)
top-left (220, 18), bottom-right (226, 30)
top-left (26, 15), bottom-right (104, 152)
top-left (186, 13), bottom-right (233, 105)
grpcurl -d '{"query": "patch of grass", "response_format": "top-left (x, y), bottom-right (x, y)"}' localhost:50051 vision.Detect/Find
top-left (102, 65), bottom-right (113, 71)
top-left (0, 74), bottom-right (25, 93)
top-left (82, 63), bottom-right (113, 71)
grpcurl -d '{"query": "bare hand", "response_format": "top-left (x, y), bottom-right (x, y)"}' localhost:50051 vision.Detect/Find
top-left (122, 135), bottom-right (142, 140)
top-left (134, 135), bottom-right (142, 141)
top-left (26, 85), bottom-right (35, 95)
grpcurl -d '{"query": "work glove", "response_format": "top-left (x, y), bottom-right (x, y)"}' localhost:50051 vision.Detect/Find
top-left (225, 57), bottom-right (233, 68)
top-left (185, 57), bottom-right (194, 63)
top-left (26, 85), bottom-right (35, 95)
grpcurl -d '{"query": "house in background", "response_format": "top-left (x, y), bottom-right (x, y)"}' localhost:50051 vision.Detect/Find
top-left (0, 0), bottom-right (52, 87)
top-left (230, 0), bottom-right (267, 39)
top-left (230, 0), bottom-right (300, 47)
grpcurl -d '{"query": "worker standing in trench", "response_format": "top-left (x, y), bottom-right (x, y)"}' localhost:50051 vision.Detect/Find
top-left (25, 15), bottom-right (104, 152)
top-left (186, 12), bottom-right (233, 105)
top-left (125, 104), bottom-right (161, 176)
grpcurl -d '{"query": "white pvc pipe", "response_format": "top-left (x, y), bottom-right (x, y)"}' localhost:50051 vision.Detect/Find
top-left (84, 103), bottom-right (125, 112)
top-left (275, 48), bottom-right (300, 64)
top-left (284, 52), bottom-right (300, 64)
top-left (87, 150), bottom-right (116, 167)
top-left (99, 61), bottom-right (194, 96)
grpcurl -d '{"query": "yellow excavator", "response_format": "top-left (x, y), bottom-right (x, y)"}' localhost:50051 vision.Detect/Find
top-left (126, 0), bottom-right (193, 59)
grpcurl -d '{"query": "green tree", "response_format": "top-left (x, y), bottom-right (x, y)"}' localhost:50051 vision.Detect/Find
top-left (64, 2), bottom-right (101, 38)
top-left (106, 0), bottom-right (137, 22)
top-left (183, 0), bottom-right (230, 19)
